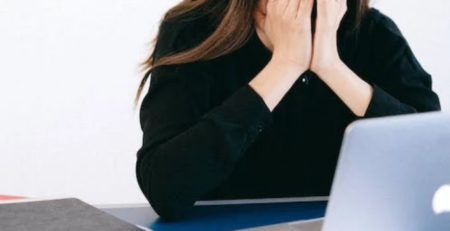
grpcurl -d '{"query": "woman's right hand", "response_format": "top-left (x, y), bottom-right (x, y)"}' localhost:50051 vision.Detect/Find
top-left (254, 0), bottom-right (314, 73)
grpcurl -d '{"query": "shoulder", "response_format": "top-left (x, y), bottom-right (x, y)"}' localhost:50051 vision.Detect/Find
top-left (340, 7), bottom-right (407, 57)
top-left (358, 8), bottom-right (430, 75)
top-left (365, 8), bottom-right (404, 38)
top-left (154, 14), bottom-right (215, 59)
top-left (360, 7), bottom-right (408, 47)
top-left (357, 7), bottom-right (413, 59)
top-left (149, 13), bottom-right (216, 86)
top-left (148, 14), bottom-right (215, 105)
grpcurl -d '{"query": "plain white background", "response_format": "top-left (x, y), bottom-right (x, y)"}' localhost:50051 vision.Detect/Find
top-left (0, 0), bottom-right (449, 205)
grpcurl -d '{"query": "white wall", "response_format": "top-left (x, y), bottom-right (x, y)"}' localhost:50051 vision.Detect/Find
top-left (0, 0), bottom-right (449, 205)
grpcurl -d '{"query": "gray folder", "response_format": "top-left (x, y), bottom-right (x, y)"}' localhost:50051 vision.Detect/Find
top-left (0, 198), bottom-right (145, 231)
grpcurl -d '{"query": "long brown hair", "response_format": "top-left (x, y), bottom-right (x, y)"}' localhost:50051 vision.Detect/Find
top-left (135, 0), bottom-right (370, 106)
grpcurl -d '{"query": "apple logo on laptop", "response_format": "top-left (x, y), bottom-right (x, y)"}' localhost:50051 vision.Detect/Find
top-left (433, 183), bottom-right (450, 214)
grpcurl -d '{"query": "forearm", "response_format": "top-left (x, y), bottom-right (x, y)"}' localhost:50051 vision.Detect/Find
top-left (137, 83), bottom-right (272, 220)
top-left (250, 57), bottom-right (306, 111)
top-left (138, 122), bottom-right (244, 220)
top-left (138, 59), bottom-right (307, 220)
top-left (310, 4), bottom-right (440, 118)
top-left (315, 60), bottom-right (374, 117)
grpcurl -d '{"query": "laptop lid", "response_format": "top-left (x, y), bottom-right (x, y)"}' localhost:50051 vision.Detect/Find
top-left (322, 112), bottom-right (450, 231)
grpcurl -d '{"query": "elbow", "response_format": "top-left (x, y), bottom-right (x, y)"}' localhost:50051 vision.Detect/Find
top-left (136, 155), bottom-right (194, 221)
top-left (419, 103), bottom-right (441, 113)
top-left (148, 193), bottom-right (193, 221)
top-left (410, 93), bottom-right (442, 114)
top-left (140, 176), bottom-right (195, 221)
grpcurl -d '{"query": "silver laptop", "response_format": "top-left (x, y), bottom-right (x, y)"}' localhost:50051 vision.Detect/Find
top-left (241, 112), bottom-right (450, 231)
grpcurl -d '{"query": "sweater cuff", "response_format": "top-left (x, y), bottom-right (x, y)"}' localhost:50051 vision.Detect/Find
top-left (203, 84), bottom-right (273, 134)
top-left (364, 84), bottom-right (414, 118)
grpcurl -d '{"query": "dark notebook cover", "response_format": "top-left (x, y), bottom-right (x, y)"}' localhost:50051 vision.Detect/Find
top-left (0, 198), bottom-right (145, 231)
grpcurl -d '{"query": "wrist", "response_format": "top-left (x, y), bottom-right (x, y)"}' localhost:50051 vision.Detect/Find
top-left (270, 54), bottom-right (308, 74)
top-left (313, 59), bottom-right (344, 78)
top-left (314, 29), bottom-right (338, 39)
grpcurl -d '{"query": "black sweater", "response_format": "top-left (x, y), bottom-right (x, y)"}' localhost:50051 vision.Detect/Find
top-left (135, 8), bottom-right (441, 220)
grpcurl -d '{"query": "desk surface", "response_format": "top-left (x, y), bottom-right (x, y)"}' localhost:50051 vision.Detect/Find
top-left (101, 201), bottom-right (327, 231)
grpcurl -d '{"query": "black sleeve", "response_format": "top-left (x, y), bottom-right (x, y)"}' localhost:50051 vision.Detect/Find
top-left (135, 22), bottom-right (272, 220)
top-left (363, 13), bottom-right (441, 118)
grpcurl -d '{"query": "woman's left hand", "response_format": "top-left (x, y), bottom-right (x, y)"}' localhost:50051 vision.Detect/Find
top-left (310, 0), bottom-right (347, 75)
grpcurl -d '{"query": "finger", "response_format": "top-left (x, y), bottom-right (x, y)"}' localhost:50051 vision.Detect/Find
top-left (267, 0), bottom-right (289, 8)
top-left (297, 0), bottom-right (314, 19)
top-left (338, 0), bottom-right (348, 18)
top-left (269, 0), bottom-right (289, 15)
top-left (316, 0), bottom-right (327, 14)
top-left (286, 0), bottom-right (301, 17)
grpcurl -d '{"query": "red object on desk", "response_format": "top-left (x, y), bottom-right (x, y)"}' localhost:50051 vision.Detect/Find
top-left (0, 195), bottom-right (25, 201)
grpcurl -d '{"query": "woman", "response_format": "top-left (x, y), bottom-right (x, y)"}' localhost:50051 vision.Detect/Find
top-left (135, 0), bottom-right (441, 220)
